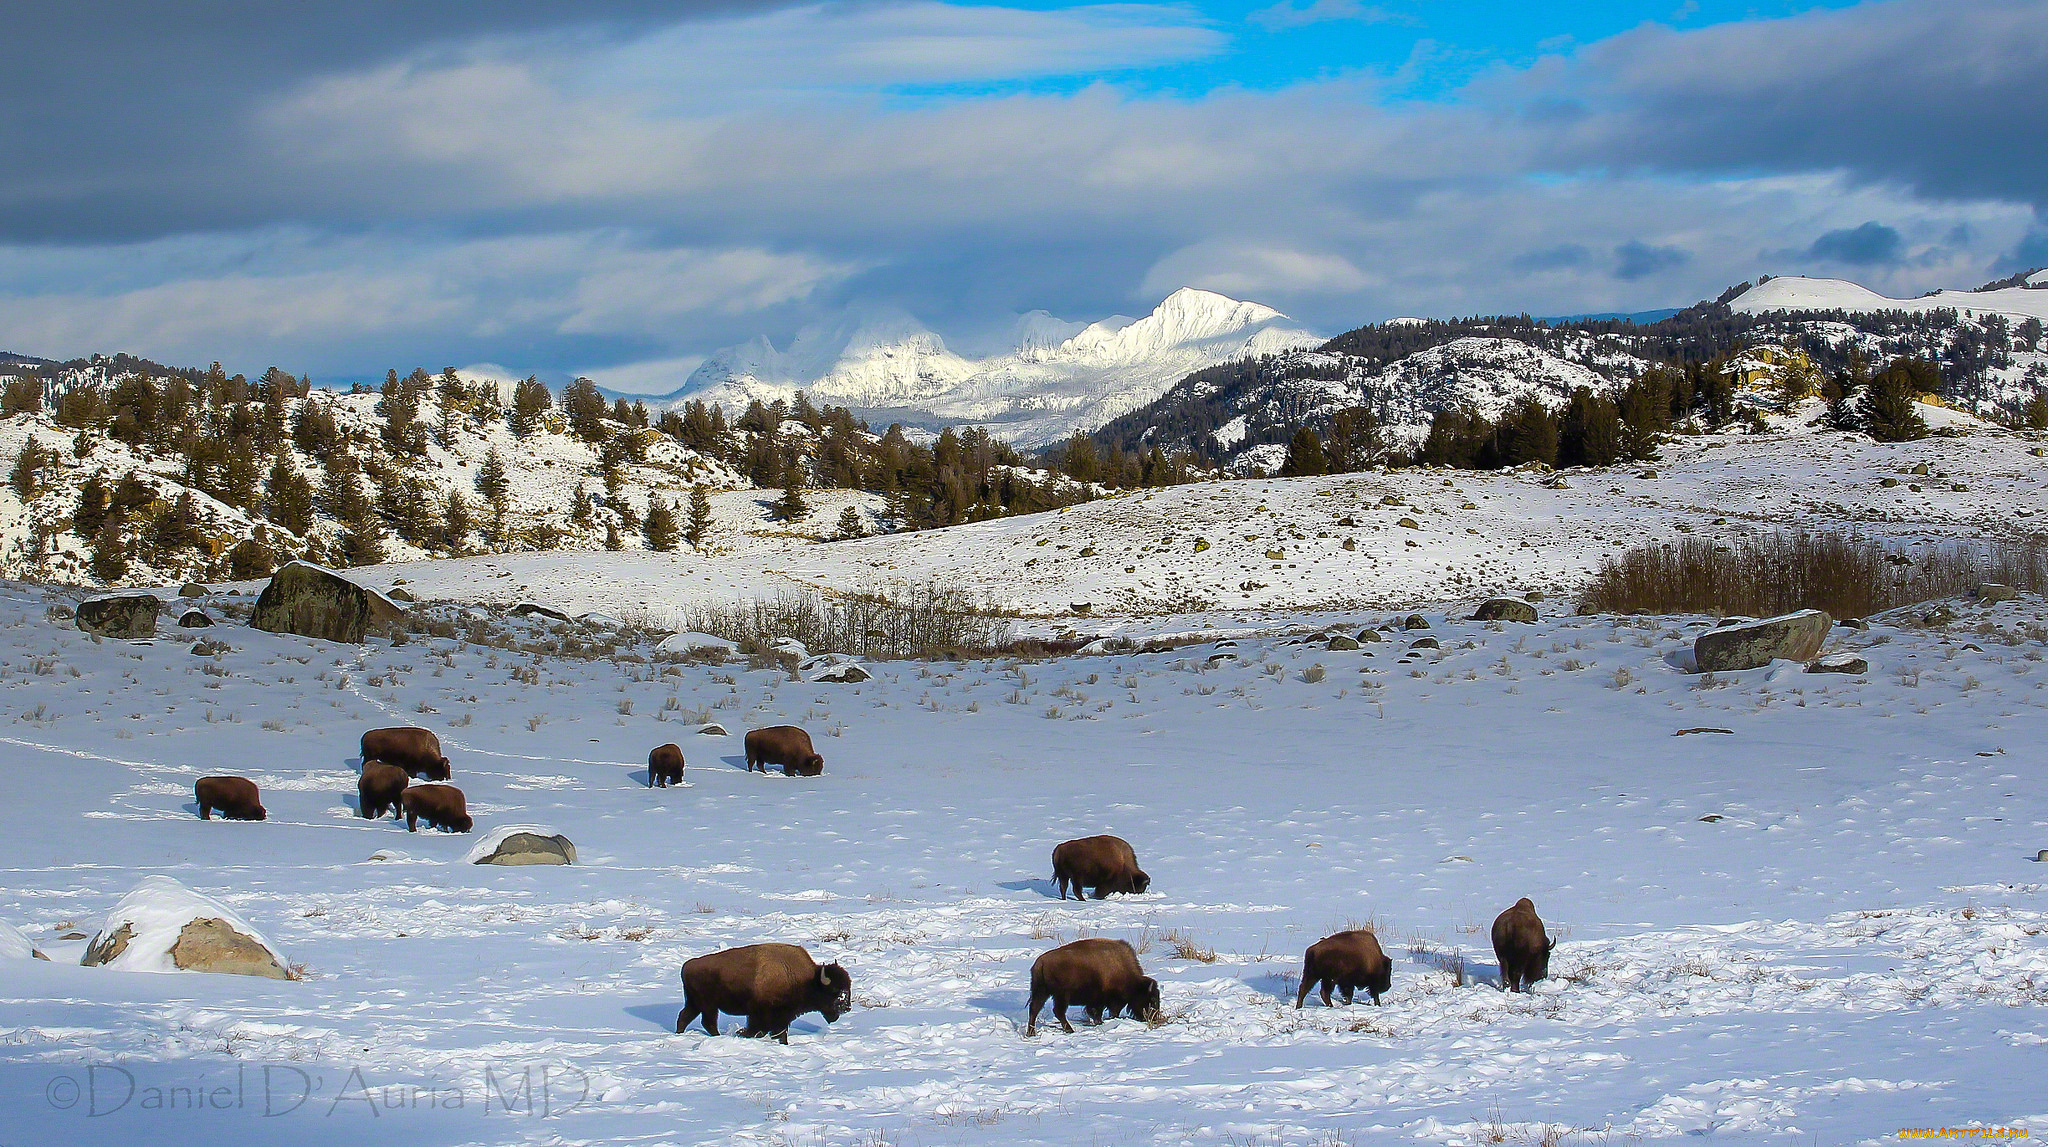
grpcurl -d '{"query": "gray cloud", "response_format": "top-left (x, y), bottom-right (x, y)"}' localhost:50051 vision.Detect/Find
top-left (1510, 244), bottom-right (1591, 273)
top-left (1805, 222), bottom-right (1904, 266)
top-left (1613, 241), bottom-right (1689, 281)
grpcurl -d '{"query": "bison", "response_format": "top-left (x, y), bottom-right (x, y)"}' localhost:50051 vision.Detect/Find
top-left (195, 775), bottom-right (266, 821)
top-left (1491, 897), bottom-right (1556, 993)
top-left (400, 783), bottom-right (472, 833)
top-left (648, 743), bottom-right (684, 788)
top-left (357, 760), bottom-right (410, 820)
top-left (360, 726), bottom-right (450, 781)
top-left (1051, 835), bottom-right (1149, 900)
top-left (675, 943), bottom-right (852, 1044)
top-left (1296, 929), bottom-right (1392, 1008)
top-left (745, 725), bottom-right (823, 776)
top-left (1026, 937), bottom-right (1161, 1035)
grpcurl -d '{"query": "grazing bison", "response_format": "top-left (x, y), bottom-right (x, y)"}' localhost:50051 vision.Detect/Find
top-left (195, 776), bottom-right (266, 821)
top-left (357, 760), bottom-right (410, 820)
top-left (1026, 937), bottom-right (1161, 1036)
top-left (400, 783), bottom-right (472, 833)
top-left (1296, 929), bottom-right (1392, 1008)
top-left (675, 943), bottom-right (852, 1044)
top-left (744, 725), bottom-right (823, 776)
top-left (360, 727), bottom-right (450, 781)
top-left (1491, 897), bottom-right (1557, 993)
top-left (1051, 835), bottom-right (1150, 900)
top-left (648, 743), bottom-right (685, 788)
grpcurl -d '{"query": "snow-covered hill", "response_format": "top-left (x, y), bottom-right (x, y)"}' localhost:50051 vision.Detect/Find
top-left (1732, 274), bottom-right (2048, 323)
top-left (651, 288), bottom-right (1322, 447)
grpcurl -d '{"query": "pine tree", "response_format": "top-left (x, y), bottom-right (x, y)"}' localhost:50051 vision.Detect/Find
top-left (266, 458), bottom-right (317, 536)
top-left (9, 440), bottom-right (45, 498)
top-left (604, 522), bottom-right (624, 551)
top-left (475, 449), bottom-right (509, 506)
top-left (773, 463), bottom-right (809, 521)
top-left (835, 504), bottom-right (864, 539)
top-left (444, 490), bottom-right (473, 551)
top-left (643, 495), bottom-right (679, 551)
top-left (570, 482), bottom-right (593, 529)
top-left (510, 377), bottom-right (552, 436)
top-left (73, 473), bottom-right (110, 538)
top-left (1864, 361), bottom-right (1929, 442)
top-left (89, 517), bottom-right (128, 584)
top-left (1278, 428), bottom-right (1327, 477)
top-left (2024, 390), bottom-right (2048, 432)
top-left (686, 483), bottom-right (714, 550)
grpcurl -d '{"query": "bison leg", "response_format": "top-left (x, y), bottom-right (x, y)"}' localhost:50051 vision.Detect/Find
top-left (405, 810), bottom-right (418, 832)
top-left (1320, 979), bottom-right (1334, 1007)
top-left (675, 1005), bottom-right (698, 1034)
top-left (198, 802), bottom-right (212, 821)
top-left (1026, 988), bottom-right (1048, 1036)
top-left (1295, 972), bottom-right (1314, 1010)
top-left (1084, 1005), bottom-right (1103, 1025)
top-left (1053, 999), bottom-right (1075, 1034)
top-left (1341, 984), bottom-right (1355, 1005)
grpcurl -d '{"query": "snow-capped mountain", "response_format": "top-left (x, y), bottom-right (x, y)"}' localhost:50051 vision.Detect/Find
top-left (647, 288), bottom-right (1322, 447)
top-left (1731, 274), bottom-right (2048, 322)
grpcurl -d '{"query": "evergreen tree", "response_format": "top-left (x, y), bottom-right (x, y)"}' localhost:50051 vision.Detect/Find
top-left (835, 504), bottom-right (864, 539)
top-left (604, 522), bottom-right (624, 551)
top-left (510, 376), bottom-right (552, 436)
top-left (643, 495), bottom-right (679, 551)
top-left (1864, 360), bottom-right (1930, 442)
top-left (1558, 389), bottom-right (1623, 467)
top-left (475, 448), bottom-right (510, 505)
top-left (1278, 428), bottom-right (1328, 477)
top-left (2024, 390), bottom-right (2048, 432)
top-left (73, 473), bottom-right (110, 538)
top-left (569, 482), bottom-right (593, 528)
top-left (265, 457), bottom-right (316, 536)
top-left (773, 463), bottom-right (809, 521)
top-left (9, 440), bottom-right (46, 498)
top-left (444, 490), bottom-right (473, 551)
top-left (89, 516), bottom-right (127, 584)
top-left (226, 538), bottom-right (277, 581)
top-left (686, 483), bottom-right (714, 550)
top-left (562, 378), bottom-right (609, 443)
top-left (1498, 398), bottom-right (1559, 467)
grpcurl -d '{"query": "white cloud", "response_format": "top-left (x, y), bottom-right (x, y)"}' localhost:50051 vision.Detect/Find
top-left (1143, 242), bottom-right (1374, 298)
top-left (1248, 0), bottom-right (1402, 32)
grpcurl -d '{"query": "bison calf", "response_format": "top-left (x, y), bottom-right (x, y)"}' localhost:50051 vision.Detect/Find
top-left (357, 760), bottom-right (409, 820)
top-left (195, 775), bottom-right (266, 821)
top-left (1297, 929), bottom-right (1392, 1008)
top-left (361, 726), bottom-right (450, 781)
top-left (744, 725), bottom-right (823, 776)
top-left (648, 743), bottom-right (684, 788)
top-left (1492, 897), bottom-right (1556, 992)
top-left (401, 783), bottom-right (472, 833)
top-left (1027, 937), bottom-right (1161, 1036)
top-left (675, 943), bottom-right (852, 1044)
top-left (1051, 835), bottom-right (1149, 900)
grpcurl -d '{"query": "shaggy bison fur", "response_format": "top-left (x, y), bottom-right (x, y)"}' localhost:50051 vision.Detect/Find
top-left (401, 783), bottom-right (472, 833)
top-left (357, 760), bottom-right (410, 820)
top-left (648, 743), bottom-right (684, 787)
top-left (1296, 929), bottom-right (1392, 1008)
top-left (675, 943), bottom-right (852, 1044)
top-left (1027, 937), bottom-right (1161, 1035)
top-left (1492, 897), bottom-right (1556, 992)
top-left (361, 726), bottom-right (450, 781)
top-left (1051, 835), bottom-right (1149, 900)
top-left (195, 775), bottom-right (266, 821)
top-left (745, 725), bottom-right (823, 776)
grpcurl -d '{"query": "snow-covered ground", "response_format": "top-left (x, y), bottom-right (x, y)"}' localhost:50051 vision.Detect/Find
top-left (2, 573), bottom-right (2046, 1145)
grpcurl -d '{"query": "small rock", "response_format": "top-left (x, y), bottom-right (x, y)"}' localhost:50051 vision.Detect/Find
top-left (1326, 634), bottom-right (1360, 650)
top-left (1976, 582), bottom-right (2018, 604)
top-left (1353, 629), bottom-right (1383, 643)
top-left (1409, 637), bottom-right (1440, 650)
top-left (1471, 598), bottom-right (1537, 624)
top-left (1921, 604), bottom-right (1956, 627)
top-left (190, 638), bottom-right (230, 657)
top-left (1878, 477), bottom-right (1900, 488)
top-left (178, 582), bottom-right (209, 598)
top-left (0, 919), bottom-right (48, 961)
top-left (465, 826), bottom-right (577, 866)
top-left (1078, 546), bottom-right (1097, 557)
top-left (1697, 814), bottom-right (1725, 823)
top-left (1193, 538), bottom-right (1210, 553)
top-left (1265, 548), bottom-right (1285, 561)
top-left (1838, 617), bottom-right (1869, 630)
top-left (1404, 614), bottom-right (1430, 630)
top-left (512, 602), bottom-right (571, 622)
top-left (810, 662), bottom-right (871, 683)
top-left (1807, 653), bottom-right (1868, 675)
top-left (1069, 602), bottom-right (1093, 615)
top-left (1909, 461), bottom-right (1930, 476)
top-left (1543, 477), bottom-right (1569, 489)
top-left (46, 603), bottom-right (74, 621)
top-left (178, 609), bottom-right (213, 628)
top-left (77, 592), bottom-right (161, 639)
top-left (1341, 538), bottom-right (1357, 551)
top-left (697, 723), bottom-right (729, 736)
top-left (1206, 652), bottom-right (1238, 665)
top-left (388, 588), bottom-right (416, 602)
top-left (1396, 517), bottom-right (1420, 529)
top-left (2037, 849), bottom-right (2048, 863)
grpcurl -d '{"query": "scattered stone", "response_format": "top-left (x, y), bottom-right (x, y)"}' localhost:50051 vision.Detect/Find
top-left (1909, 461), bottom-right (1930, 476)
top-left (364, 849), bottom-right (409, 863)
top-left (79, 875), bottom-right (290, 979)
top-left (656, 632), bottom-right (735, 658)
top-left (1077, 546), bottom-right (1097, 557)
top-left (250, 561), bottom-right (400, 644)
top-left (1543, 477), bottom-right (1569, 489)
top-left (1069, 602), bottom-right (1093, 615)
top-left (1404, 614), bottom-right (1430, 630)
top-left (1673, 727), bottom-right (1735, 736)
top-left (1409, 637), bottom-right (1440, 650)
top-left (1838, 617), bottom-right (1869, 630)
top-left (1396, 517), bottom-right (1420, 529)
top-left (76, 592), bottom-right (161, 639)
top-left (1921, 604), bottom-right (1957, 627)
top-left (1206, 652), bottom-right (1238, 665)
top-left (1693, 609), bottom-right (1831, 672)
top-left (178, 610), bottom-right (213, 628)
top-left (1265, 548), bottom-right (1285, 561)
top-left (2037, 849), bottom-right (2048, 863)
top-left (1341, 538), bottom-right (1357, 551)
top-left (1354, 629), bottom-right (1384, 643)
top-left (388, 588), bottom-right (416, 602)
top-left (190, 638), bottom-right (230, 657)
top-left (1878, 477), bottom-right (1900, 488)
top-left (464, 826), bottom-right (577, 866)
top-left (178, 582), bottom-right (209, 598)
top-left (512, 602), bottom-right (571, 622)
top-left (1807, 653), bottom-right (1869, 675)
top-left (45, 603), bottom-right (74, 621)
top-left (1326, 634), bottom-right (1360, 650)
top-left (1193, 538), bottom-right (1210, 553)
top-left (1525, 591), bottom-right (1546, 602)
top-left (810, 662), bottom-right (871, 684)
top-left (697, 723), bottom-right (729, 736)
top-left (1976, 582), bottom-right (2018, 604)
top-left (1472, 598), bottom-right (1537, 624)
top-left (1637, 470), bottom-right (1659, 479)
top-left (1697, 814), bottom-right (1725, 823)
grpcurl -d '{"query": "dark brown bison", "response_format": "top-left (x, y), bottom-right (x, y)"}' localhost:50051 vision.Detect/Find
top-left (357, 760), bottom-right (410, 820)
top-left (648, 743), bottom-right (684, 788)
top-left (400, 783), bottom-right (472, 833)
top-left (360, 726), bottom-right (450, 781)
top-left (1296, 929), bottom-right (1392, 1008)
top-left (674, 943), bottom-right (852, 1044)
top-left (1026, 937), bottom-right (1161, 1036)
top-left (1492, 897), bottom-right (1557, 992)
top-left (1051, 835), bottom-right (1149, 900)
top-left (195, 775), bottom-right (266, 821)
top-left (745, 725), bottom-right (822, 776)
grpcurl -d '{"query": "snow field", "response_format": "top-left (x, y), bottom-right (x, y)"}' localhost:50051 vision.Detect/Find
top-left (1, 582), bottom-right (2046, 1144)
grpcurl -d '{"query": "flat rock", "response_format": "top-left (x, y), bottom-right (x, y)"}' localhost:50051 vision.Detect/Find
top-left (79, 875), bottom-right (289, 979)
top-left (511, 601), bottom-right (570, 621)
top-left (177, 582), bottom-right (209, 598)
top-left (178, 609), bottom-right (213, 628)
top-left (810, 662), bottom-right (871, 683)
top-left (1403, 614), bottom-right (1430, 630)
top-left (76, 592), bottom-right (161, 639)
top-left (1409, 637), bottom-right (1440, 650)
top-left (465, 826), bottom-right (577, 866)
top-left (1326, 634), bottom-right (1361, 650)
top-left (1472, 598), bottom-right (1538, 624)
top-left (1807, 653), bottom-right (1869, 675)
top-left (1693, 609), bottom-right (1832, 672)
top-left (696, 723), bottom-right (729, 736)
top-left (1976, 582), bottom-right (2018, 604)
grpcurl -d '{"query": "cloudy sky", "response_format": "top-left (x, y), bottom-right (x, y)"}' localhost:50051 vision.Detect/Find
top-left (1, 0), bottom-right (2042, 389)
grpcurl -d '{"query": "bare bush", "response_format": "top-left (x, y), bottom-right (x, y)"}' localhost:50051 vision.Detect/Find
top-left (1579, 531), bottom-right (2048, 618)
top-left (685, 582), bottom-right (1010, 660)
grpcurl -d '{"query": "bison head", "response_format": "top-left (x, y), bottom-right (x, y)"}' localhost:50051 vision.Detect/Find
top-left (427, 757), bottom-right (451, 781)
top-left (252, 805), bottom-right (268, 821)
top-left (811, 963), bottom-right (853, 1021)
top-left (1128, 869), bottom-right (1151, 895)
top-left (803, 753), bottom-right (824, 775)
top-left (1528, 936), bottom-right (1555, 984)
top-left (451, 813), bottom-right (474, 833)
top-left (1128, 977), bottom-right (1162, 1023)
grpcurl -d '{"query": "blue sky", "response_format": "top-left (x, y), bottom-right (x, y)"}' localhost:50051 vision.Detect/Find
top-left (0, 0), bottom-right (2040, 390)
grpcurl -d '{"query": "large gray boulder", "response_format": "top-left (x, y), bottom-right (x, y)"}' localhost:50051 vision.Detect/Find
top-left (250, 561), bottom-right (404, 643)
top-left (79, 876), bottom-right (290, 979)
top-left (1693, 609), bottom-right (1832, 672)
top-left (76, 592), bottom-right (161, 638)
top-left (464, 826), bottom-right (577, 866)
top-left (1472, 598), bottom-right (1538, 624)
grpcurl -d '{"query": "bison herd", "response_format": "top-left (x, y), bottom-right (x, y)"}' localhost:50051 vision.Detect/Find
top-left (186, 724), bottom-right (1562, 1043)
